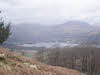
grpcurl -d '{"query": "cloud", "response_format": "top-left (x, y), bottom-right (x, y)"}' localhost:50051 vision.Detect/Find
top-left (0, 0), bottom-right (100, 25)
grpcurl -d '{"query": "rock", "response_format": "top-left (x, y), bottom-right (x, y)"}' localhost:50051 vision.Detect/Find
top-left (0, 54), bottom-right (5, 61)
top-left (0, 54), bottom-right (5, 57)
top-left (30, 65), bottom-right (38, 70)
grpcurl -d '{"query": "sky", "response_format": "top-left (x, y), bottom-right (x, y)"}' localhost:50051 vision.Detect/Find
top-left (0, 0), bottom-right (100, 25)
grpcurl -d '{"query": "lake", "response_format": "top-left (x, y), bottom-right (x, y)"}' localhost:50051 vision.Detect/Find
top-left (19, 42), bottom-right (79, 48)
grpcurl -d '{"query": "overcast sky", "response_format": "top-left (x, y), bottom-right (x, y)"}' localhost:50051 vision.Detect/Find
top-left (0, 0), bottom-right (100, 25)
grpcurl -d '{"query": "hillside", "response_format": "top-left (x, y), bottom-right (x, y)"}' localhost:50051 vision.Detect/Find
top-left (0, 48), bottom-right (85, 75)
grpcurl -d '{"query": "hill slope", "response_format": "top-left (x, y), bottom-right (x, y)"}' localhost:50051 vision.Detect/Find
top-left (0, 48), bottom-right (85, 75)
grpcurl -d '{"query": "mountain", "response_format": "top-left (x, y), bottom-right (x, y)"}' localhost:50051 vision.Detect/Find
top-left (53, 21), bottom-right (100, 44)
top-left (8, 23), bottom-right (56, 43)
top-left (7, 21), bottom-right (100, 44)
top-left (0, 48), bottom-right (85, 75)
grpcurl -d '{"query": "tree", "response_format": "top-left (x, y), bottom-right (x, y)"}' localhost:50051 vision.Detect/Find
top-left (88, 50), bottom-right (97, 75)
top-left (81, 56), bottom-right (88, 72)
top-left (0, 11), bottom-right (11, 45)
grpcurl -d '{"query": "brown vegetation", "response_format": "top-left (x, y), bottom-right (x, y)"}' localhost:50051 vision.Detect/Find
top-left (0, 48), bottom-right (85, 75)
top-left (37, 47), bottom-right (100, 75)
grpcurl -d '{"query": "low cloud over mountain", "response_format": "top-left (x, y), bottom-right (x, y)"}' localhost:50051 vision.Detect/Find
top-left (7, 21), bottom-right (100, 44)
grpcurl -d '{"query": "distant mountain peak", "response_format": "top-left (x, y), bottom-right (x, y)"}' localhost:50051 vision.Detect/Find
top-left (63, 20), bottom-right (90, 26)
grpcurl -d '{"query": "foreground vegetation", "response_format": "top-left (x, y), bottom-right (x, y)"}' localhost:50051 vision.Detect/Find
top-left (10, 45), bottom-right (100, 75)
top-left (36, 46), bottom-right (100, 75)
top-left (0, 48), bottom-right (85, 75)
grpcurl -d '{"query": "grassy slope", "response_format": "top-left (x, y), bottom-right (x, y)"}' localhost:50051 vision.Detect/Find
top-left (0, 48), bottom-right (85, 75)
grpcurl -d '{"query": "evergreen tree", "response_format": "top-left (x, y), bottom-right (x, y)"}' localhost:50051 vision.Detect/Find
top-left (0, 11), bottom-right (11, 45)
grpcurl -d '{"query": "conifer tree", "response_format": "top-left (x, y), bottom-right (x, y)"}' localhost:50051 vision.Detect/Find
top-left (0, 11), bottom-right (11, 45)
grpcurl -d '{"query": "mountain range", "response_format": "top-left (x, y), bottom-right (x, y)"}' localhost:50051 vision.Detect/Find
top-left (7, 20), bottom-right (100, 44)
